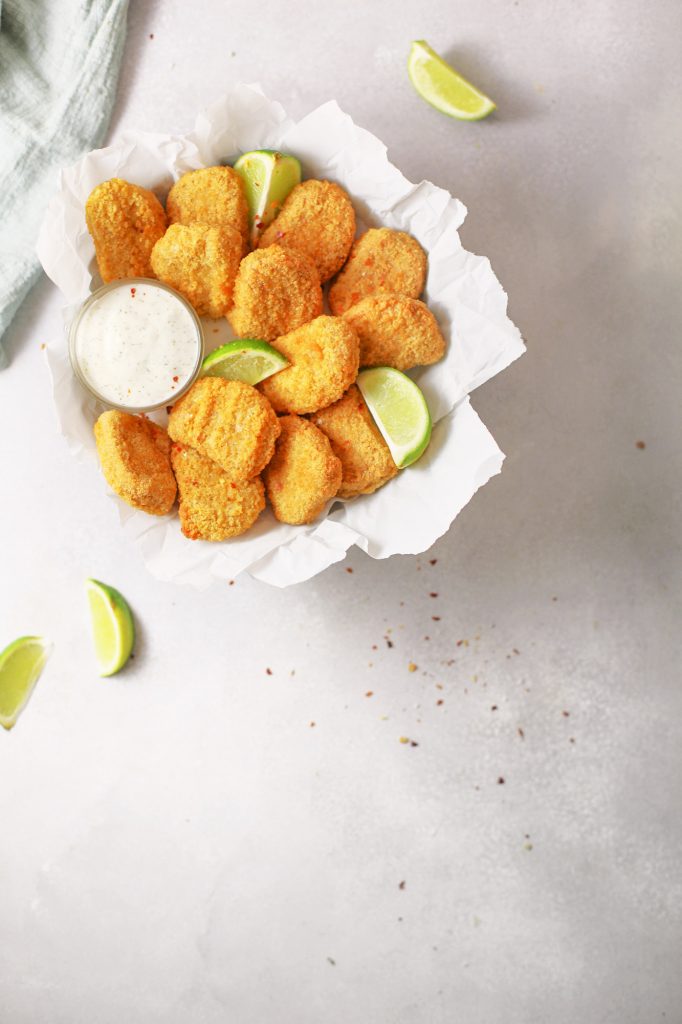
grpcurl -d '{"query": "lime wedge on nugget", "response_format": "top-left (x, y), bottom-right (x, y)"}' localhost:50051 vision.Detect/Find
top-left (0, 636), bottom-right (51, 730)
top-left (408, 40), bottom-right (496, 121)
top-left (234, 150), bottom-right (301, 245)
top-left (357, 367), bottom-right (432, 468)
top-left (86, 579), bottom-right (135, 677)
top-left (201, 339), bottom-right (288, 385)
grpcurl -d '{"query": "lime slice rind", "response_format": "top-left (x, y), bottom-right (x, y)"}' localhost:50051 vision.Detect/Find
top-left (0, 636), bottom-right (52, 731)
top-left (201, 339), bottom-right (289, 384)
top-left (233, 150), bottom-right (301, 245)
top-left (86, 579), bottom-right (135, 677)
top-left (408, 40), bottom-right (496, 121)
top-left (357, 367), bottom-right (432, 469)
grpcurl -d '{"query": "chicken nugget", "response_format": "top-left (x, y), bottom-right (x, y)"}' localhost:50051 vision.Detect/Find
top-left (94, 410), bottom-right (176, 515)
top-left (263, 415), bottom-right (342, 525)
top-left (85, 178), bottom-right (167, 283)
top-left (328, 228), bottom-right (427, 315)
top-left (171, 443), bottom-right (265, 541)
top-left (311, 385), bottom-right (397, 498)
top-left (228, 246), bottom-right (323, 341)
top-left (258, 179), bottom-right (356, 282)
top-left (259, 316), bottom-right (359, 415)
top-left (150, 222), bottom-right (242, 318)
top-left (166, 166), bottom-right (249, 253)
top-left (167, 376), bottom-right (280, 481)
top-left (343, 295), bottom-right (445, 370)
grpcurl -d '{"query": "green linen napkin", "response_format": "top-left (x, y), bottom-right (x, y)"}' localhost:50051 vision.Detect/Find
top-left (0, 0), bottom-right (128, 365)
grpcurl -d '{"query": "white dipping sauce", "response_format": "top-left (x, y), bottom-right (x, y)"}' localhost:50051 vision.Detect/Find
top-left (72, 281), bottom-right (202, 409)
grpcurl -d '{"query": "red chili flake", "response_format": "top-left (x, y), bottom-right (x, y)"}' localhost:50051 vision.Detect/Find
top-left (172, 375), bottom-right (179, 383)
top-left (365, 691), bottom-right (373, 697)
top-left (497, 776), bottom-right (505, 785)
top-left (385, 639), bottom-right (394, 649)
top-left (456, 639), bottom-right (465, 647)
top-left (149, 33), bottom-right (154, 39)
top-left (228, 580), bottom-right (235, 586)
top-left (410, 740), bottom-right (419, 747)
top-left (429, 559), bottom-right (437, 565)
top-left (491, 705), bottom-right (498, 711)
top-left (166, 406), bottom-right (173, 415)
top-left (436, 699), bottom-right (444, 706)
top-left (513, 648), bottom-right (520, 655)
top-left (569, 737), bottom-right (576, 744)
top-left (423, 636), bottom-right (430, 641)
top-left (345, 567), bottom-right (353, 574)
top-left (432, 616), bottom-right (441, 622)
top-left (429, 592), bottom-right (438, 598)
top-left (398, 880), bottom-right (406, 890)
top-left (562, 710), bottom-right (570, 717)
top-left (371, 644), bottom-right (378, 651)
top-left (635, 440), bottom-right (646, 449)
top-left (130, 287), bottom-right (136, 297)
top-left (309, 721), bottom-right (316, 728)
top-left (517, 727), bottom-right (525, 739)
top-left (552, 596), bottom-right (558, 602)
top-left (265, 668), bottom-right (273, 675)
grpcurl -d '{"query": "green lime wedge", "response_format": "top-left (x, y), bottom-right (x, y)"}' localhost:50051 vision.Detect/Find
top-left (233, 150), bottom-right (301, 245)
top-left (86, 579), bottom-right (135, 677)
top-left (357, 367), bottom-right (432, 468)
top-left (201, 338), bottom-right (289, 384)
top-left (408, 40), bottom-right (496, 121)
top-left (0, 636), bottom-right (51, 730)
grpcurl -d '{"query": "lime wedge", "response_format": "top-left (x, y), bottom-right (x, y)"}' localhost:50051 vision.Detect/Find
top-left (357, 367), bottom-right (432, 468)
top-left (233, 150), bottom-right (301, 245)
top-left (86, 579), bottom-right (135, 677)
top-left (201, 338), bottom-right (289, 384)
top-left (408, 40), bottom-right (496, 121)
top-left (0, 636), bottom-right (51, 730)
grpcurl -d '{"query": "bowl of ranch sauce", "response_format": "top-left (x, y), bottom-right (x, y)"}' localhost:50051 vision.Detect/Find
top-left (69, 279), bottom-right (204, 412)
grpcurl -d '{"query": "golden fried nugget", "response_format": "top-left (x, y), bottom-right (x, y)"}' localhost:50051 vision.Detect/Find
top-left (150, 222), bottom-right (242, 318)
top-left (343, 295), bottom-right (446, 370)
top-left (258, 179), bottom-right (356, 282)
top-left (94, 410), bottom-right (176, 515)
top-left (171, 443), bottom-right (265, 541)
top-left (167, 376), bottom-right (280, 481)
top-left (259, 316), bottom-right (359, 415)
top-left (166, 166), bottom-right (249, 253)
top-left (85, 178), bottom-right (167, 283)
top-left (311, 385), bottom-right (397, 498)
top-left (263, 416), bottom-right (342, 525)
top-left (328, 227), bottom-right (427, 315)
top-left (228, 247), bottom-right (323, 341)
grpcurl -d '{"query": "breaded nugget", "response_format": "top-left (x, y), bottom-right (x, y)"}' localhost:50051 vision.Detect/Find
top-left (171, 443), bottom-right (265, 541)
top-left (228, 247), bottom-right (323, 341)
top-left (343, 295), bottom-right (446, 370)
top-left (311, 385), bottom-right (397, 498)
top-left (259, 316), bottom-right (359, 415)
top-left (263, 415), bottom-right (342, 525)
top-left (150, 222), bottom-right (242, 317)
top-left (258, 179), bottom-right (356, 282)
top-left (166, 166), bottom-right (249, 254)
top-left (328, 228), bottom-right (427, 315)
top-left (94, 410), bottom-right (176, 515)
top-left (167, 376), bottom-right (280, 481)
top-left (85, 178), bottom-right (167, 283)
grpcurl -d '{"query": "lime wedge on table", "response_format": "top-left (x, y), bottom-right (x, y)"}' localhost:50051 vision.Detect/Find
top-left (357, 367), bottom-right (432, 469)
top-left (86, 579), bottom-right (135, 677)
top-left (201, 339), bottom-right (288, 385)
top-left (233, 150), bottom-right (301, 244)
top-left (408, 40), bottom-right (496, 121)
top-left (0, 636), bottom-right (51, 730)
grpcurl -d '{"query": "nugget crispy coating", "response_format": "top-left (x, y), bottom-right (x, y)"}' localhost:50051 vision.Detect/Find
top-left (328, 228), bottom-right (427, 315)
top-left (167, 377), bottom-right (280, 481)
top-left (311, 386), bottom-right (397, 498)
top-left (85, 178), bottom-right (167, 283)
top-left (228, 246), bottom-right (323, 341)
top-left (171, 444), bottom-right (265, 541)
top-left (263, 416), bottom-right (342, 525)
top-left (94, 410), bottom-right (176, 515)
top-left (258, 179), bottom-right (356, 282)
top-left (150, 222), bottom-right (242, 317)
top-left (343, 295), bottom-right (446, 370)
top-left (166, 166), bottom-right (249, 254)
top-left (259, 316), bottom-right (359, 415)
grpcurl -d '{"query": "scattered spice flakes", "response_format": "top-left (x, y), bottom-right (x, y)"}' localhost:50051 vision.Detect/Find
top-left (408, 662), bottom-right (418, 673)
top-left (429, 592), bottom-right (439, 598)
top-left (309, 721), bottom-right (316, 728)
top-left (635, 440), bottom-right (646, 450)
top-left (552, 596), bottom-right (558, 602)
top-left (569, 737), bottom-right (576, 744)
top-left (212, 327), bottom-right (219, 334)
top-left (399, 736), bottom-right (419, 746)
top-left (40, 342), bottom-right (46, 350)
top-left (436, 699), bottom-right (444, 706)
top-left (365, 690), bottom-right (373, 698)
top-left (265, 667), bottom-right (273, 676)
top-left (399, 880), bottom-right (406, 890)
top-left (435, 683), bottom-right (443, 690)
top-left (517, 727), bottom-right (525, 739)
top-left (562, 710), bottom-right (570, 717)
top-left (228, 580), bottom-right (235, 586)
top-left (345, 567), bottom-right (353, 574)
top-left (432, 615), bottom-right (441, 622)
top-left (524, 842), bottom-right (533, 851)
top-left (429, 559), bottom-right (438, 565)
top-left (491, 705), bottom-right (498, 711)
top-left (497, 776), bottom-right (505, 785)
top-left (371, 644), bottom-right (378, 651)
top-left (399, 736), bottom-right (409, 744)
top-left (456, 639), bottom-right (469, 648)
top-left (385, 638), bottom-right (394, 649)
top-left (327, 957), bottom-right (336, 966)
top-left (410, 740), bottom-right (419, 747)
top-left (513, 648), bottom-right (520, 656)
top-left (149, 33), bottom-right (154, 39)
top-left (423, 635), bottom-right (430, 642)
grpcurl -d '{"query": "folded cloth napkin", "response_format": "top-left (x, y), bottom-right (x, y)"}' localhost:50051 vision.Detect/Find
top-left (0, 0), bottom-right (128, 365)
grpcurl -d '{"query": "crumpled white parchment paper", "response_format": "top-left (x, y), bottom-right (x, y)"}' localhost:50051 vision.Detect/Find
top-left (36, 84), bottom-right (525, 588)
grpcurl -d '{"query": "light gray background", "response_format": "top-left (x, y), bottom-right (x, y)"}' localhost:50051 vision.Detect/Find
top-left (1, 1), bottom-right (681, 1021)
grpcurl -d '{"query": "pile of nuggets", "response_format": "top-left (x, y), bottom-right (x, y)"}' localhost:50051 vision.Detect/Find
top-left (86, 165), bottom-right (447, 541)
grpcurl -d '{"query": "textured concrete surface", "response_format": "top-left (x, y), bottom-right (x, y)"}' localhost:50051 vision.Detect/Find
top-left (1, 1), bottom-right (680, 1021)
